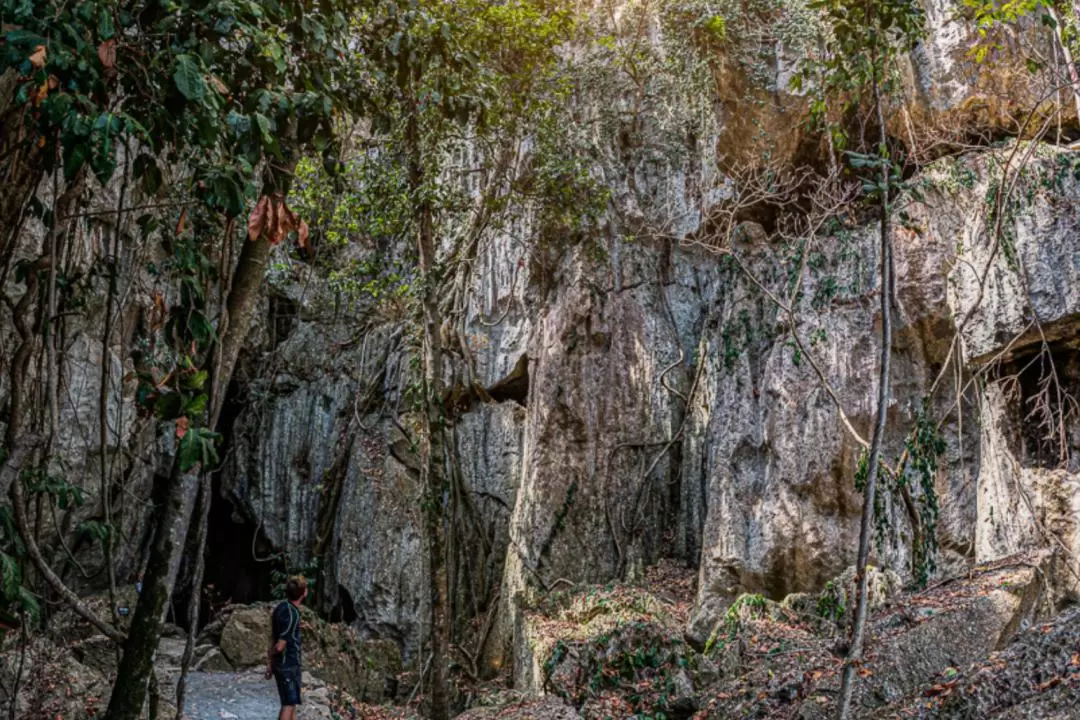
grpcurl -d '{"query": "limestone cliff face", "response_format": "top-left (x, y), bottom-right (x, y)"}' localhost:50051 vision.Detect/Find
top-left (6, 0), bottom-right (1077, 689)
top-left (208, 0), bottom-right (1080, 678)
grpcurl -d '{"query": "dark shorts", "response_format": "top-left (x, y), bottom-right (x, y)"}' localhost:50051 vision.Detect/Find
top-left (273, 666), bottom-right (302, 707)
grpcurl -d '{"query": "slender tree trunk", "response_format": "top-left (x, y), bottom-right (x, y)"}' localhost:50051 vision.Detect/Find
top-left (173, 473), bottom-right (210, 719)
top-left (105, 458), bottom-right (194, 719)
top-left (406, 98), bottom-right (451, 720)
top-left (835, 65), bottom-right (894, 720)
top-left (1047, 6), bottom-right (1080, 123)
top-left (109, 230), bottom-right (273, 720)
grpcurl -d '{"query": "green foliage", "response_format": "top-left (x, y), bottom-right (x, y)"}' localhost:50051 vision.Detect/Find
top-left (704, 592), bottom-right (769, 655)
top-left (899, 402), bottom-right (946, 587)
top-left (270, 557), bottom-right (320, 602)
top-left (815, 581), bottom-right (846, 622)
top-left (0, 507), bottom-right (39, 626)
top-left (962, 0), bottom-right (1053, 63)
top-left (794, 0), bottom-right (925, 152)
top-left (2, 0), bottom-right (363, 211)
top-left (673, 0), bottom-right (821, 90)
top-left (178, 428), bottom-right (221, 472)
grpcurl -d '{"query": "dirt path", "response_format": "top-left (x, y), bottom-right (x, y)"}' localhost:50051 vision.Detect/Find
top-left (181, 669), bottom-right (280, 720)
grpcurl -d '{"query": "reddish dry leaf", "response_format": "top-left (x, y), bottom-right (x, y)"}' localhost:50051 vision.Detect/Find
top-left (97, 40), bottom-right (116, 70)
top-left (175, 208), bottom-right (188, 236)
top-left (248, 195), bottom-right (270, 241)
top-left (298, 220), bottom-right (310, 250)
top-left (29, 45), bottom-right (46, 69)
top-left (209, 75), bottom-right (228, 95)
top-left (266, 195), bottom-right (282, 244)
top-left (175, 416), bottom-right (189, 440)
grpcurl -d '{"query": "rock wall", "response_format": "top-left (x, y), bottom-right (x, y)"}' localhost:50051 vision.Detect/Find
top-left (206, 0), bottom-right (1080, 685)
top-left (5, 0), bottom-right (1077, 697)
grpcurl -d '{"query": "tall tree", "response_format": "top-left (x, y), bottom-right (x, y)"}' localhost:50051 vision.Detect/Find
top-left (349, 3), bottom-right (575, 715)
top-left (797, 0), bottom-right (924, 716)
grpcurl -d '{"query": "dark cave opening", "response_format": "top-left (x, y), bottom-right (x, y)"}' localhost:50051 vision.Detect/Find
top-left (173, 378), bottom-right (277, 632)
top-left (487, 354), bottom-right (529, 406)
top-left (1001, 344), bottom-right (1080, 471)
top-left (269, 294), bottom-right (299, 350)
top-left (329, 583), bottom-right (358, 624)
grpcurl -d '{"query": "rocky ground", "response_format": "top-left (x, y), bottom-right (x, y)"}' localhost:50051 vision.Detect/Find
top-left (2, 555), bottom-right (1078, 719)
top-left (481, 555), bottom-right (1077, 719)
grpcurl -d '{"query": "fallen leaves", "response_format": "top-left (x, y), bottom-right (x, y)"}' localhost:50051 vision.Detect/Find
top-left (29, 44), bottom-right (46, 69)
top-left (247, 193), bottom-right (310, 248)
top-left (923, 680), bottom-right (957, 697)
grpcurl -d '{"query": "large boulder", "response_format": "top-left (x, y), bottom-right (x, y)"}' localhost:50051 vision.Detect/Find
top-left (219, 604), bottom-right (272, 668)
top-left (895, 604), bottom-right (1080, 718)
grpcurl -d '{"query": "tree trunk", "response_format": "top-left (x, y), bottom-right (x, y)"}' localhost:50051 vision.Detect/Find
top-left (835, 66), bottom-right (894, 720)
top-left (109, 231), bottom-right (273, 720)
top-left (105, 458), bottom-right (195, 719)
top-left (407, 100), bottom-right (451, 720)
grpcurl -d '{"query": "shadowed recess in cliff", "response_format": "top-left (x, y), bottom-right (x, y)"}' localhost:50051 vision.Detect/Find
top-left (445, 354), bottom-right (530, 417)
top-left (1000, 342), bottom-right (1080, 471)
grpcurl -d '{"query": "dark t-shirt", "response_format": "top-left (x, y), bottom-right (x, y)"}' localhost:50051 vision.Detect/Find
top-left (271, 601), bottom-right (302, 669)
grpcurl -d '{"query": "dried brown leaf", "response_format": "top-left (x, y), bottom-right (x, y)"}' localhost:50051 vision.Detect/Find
top-left (29, 45), bottom-right (46, 69)
top-left (248, 195), bottom-right (270, 241)
top-left (298, 220), bottom-right (310, 250)
top-left (97, 40), bottom-right (116, 71)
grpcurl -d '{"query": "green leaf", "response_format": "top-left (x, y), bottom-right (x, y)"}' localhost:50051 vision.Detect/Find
top-left (181, 370), bottom-right (209, 390)
top-left (178, 430), bottom-right (202, 472)
top-left (134, 154), bottom-right (163, 194)
top-left (99, 9), bottom-right (115, 40)
top-left (183, 393), bottom-right (208, 416)
top-left (0, 554), bottom-right (19, 600)
top-left (254, 112), bottom-right (274, 144)
top-left (64, 143), bottom-right (88, 181)
top-left (17, 586), bottom-right (41, 622)
top-left (173, 54), bottom-right (206, 102)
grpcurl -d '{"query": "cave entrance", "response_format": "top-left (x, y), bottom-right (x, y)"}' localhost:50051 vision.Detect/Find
top-left (173, 376), bottom-right (278, 632)
top-left (999, 343), bottom-right (1080, 471)
top-left (202, 478), bottom-right (277, 609)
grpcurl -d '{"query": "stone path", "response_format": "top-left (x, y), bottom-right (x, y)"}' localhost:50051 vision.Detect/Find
top-left (182, 669), bottom-right (278, 720)
top-left (179, 668), bottom-right (333, 720)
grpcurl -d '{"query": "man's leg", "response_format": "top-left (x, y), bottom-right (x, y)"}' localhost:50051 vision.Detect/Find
top-left (278, 705), bottom-right (295, 720)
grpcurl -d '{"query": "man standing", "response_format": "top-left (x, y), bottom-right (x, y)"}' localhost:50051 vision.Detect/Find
top-left (266, 576), bottom-right (307, 720)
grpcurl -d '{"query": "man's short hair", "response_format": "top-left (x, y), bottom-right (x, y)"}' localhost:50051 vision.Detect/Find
top-left (285, 575), bottom-right (308, 602)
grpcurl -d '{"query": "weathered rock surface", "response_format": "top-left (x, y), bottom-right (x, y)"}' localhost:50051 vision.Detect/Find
top-left (9, 2), bottom-right (1078, 711)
